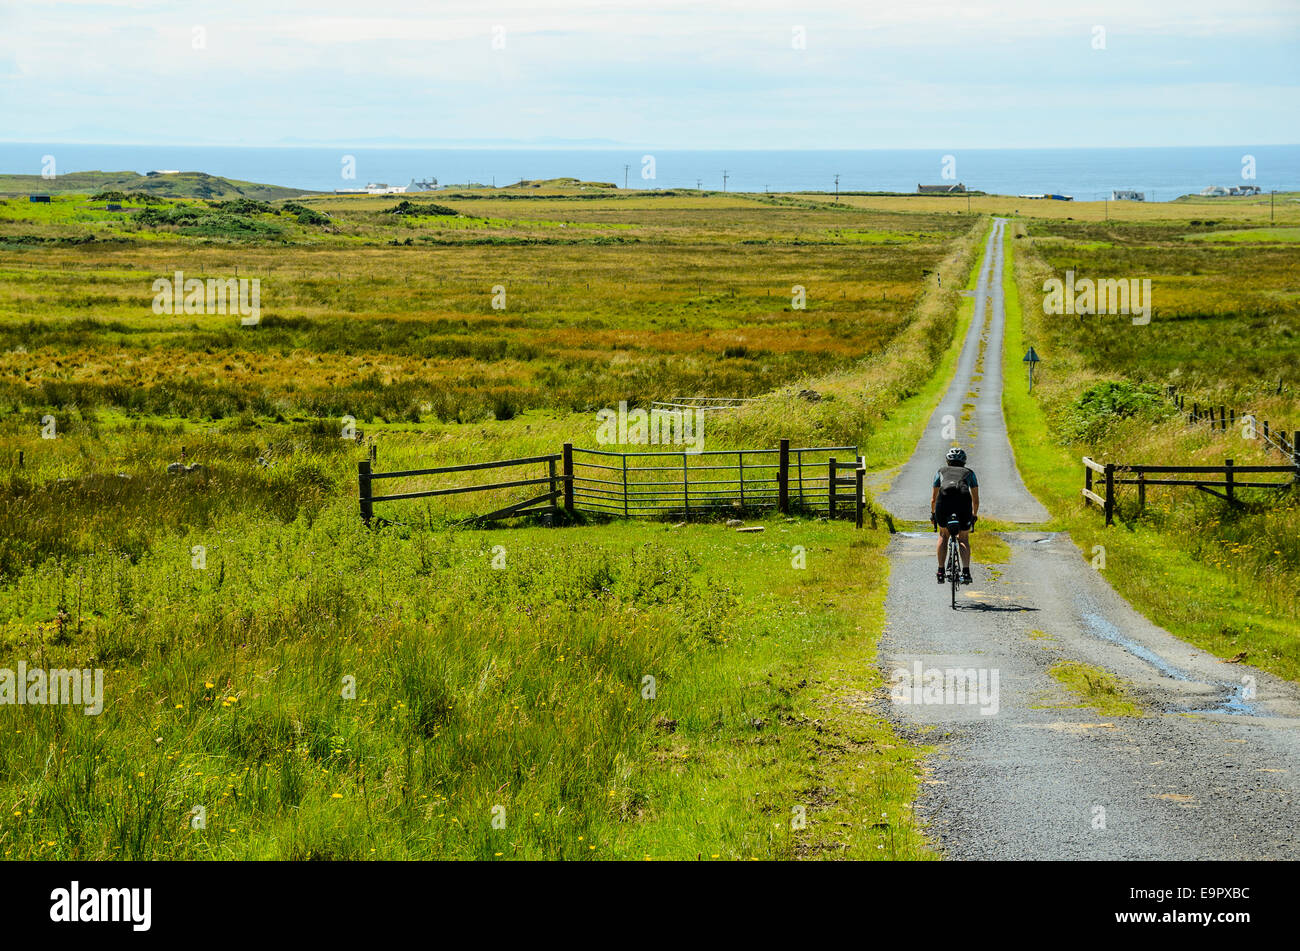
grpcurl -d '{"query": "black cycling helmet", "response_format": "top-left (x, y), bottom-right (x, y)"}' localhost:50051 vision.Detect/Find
top-left (945, 447), bottom-right (967, 465)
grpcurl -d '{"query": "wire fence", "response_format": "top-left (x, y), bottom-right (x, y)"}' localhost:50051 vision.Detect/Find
top-left (1166, 385), bottom-right (1297, 459)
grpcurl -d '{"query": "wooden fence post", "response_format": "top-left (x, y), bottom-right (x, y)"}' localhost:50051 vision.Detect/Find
top-left (1084, 461), bottom-right (1093, 503)
top-left (1225, 458), bottom-right (1234, 504)
top-left (358, 459), bottom-right (373, 525)
top-left (1137, 469), bottom-right (1146, 512)
top-left (562, 443), bottom-right (574, 511)
top-left (1209, 407), bottom-right (1216, 429)
top-left (1103, 463), bottom-right (1115, 526)
top-left (777, 439), bottom-right (790, 514)
top-left (1193, 402), bottom-right (1199, 422)
top-left (548, 457), bottom-right (559, 517)
top-left (622, 453), bottom-right (630, 517)
top-left (738, 450), bottom-right (745, 508)
top-left (1263, 421), bottom-right (1271, 451)
top-left (828, 458), bottom-right (838, 519)
top-left (1219, 406), bottom-right (1226, 431)
top-left (855, 463), bottom-right (865, 529)
top-left (1292, 431), bottom-right (1300, 482)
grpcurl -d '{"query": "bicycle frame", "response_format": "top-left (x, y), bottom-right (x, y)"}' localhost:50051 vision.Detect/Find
top-left (946, 518), bottom-right (962, 608)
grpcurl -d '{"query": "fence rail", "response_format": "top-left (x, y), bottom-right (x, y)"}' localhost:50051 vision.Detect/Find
top-left (649, 396), bottom-right (757, 413)
top-left (359, 439), bottom-right (866, 526)
top-left (359, 454), bottom-right (562, 525)
top-left (1082, 455), bottom-right (1297, 525)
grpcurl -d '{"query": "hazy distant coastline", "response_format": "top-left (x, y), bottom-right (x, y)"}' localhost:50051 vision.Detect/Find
top-left (3, 143), bottom-right (1298, 202)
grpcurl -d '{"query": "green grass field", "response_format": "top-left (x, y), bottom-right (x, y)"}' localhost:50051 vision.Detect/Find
top-left (1003, 218), bottom-right (1300, 680)
top-left (3, 181), bottom-right (1296, 859)
top-left (0, 185), bottom-right (990, 859)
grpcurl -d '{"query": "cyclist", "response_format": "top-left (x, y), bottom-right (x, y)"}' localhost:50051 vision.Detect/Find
top-left (931, 447), bottom-right (979, 585)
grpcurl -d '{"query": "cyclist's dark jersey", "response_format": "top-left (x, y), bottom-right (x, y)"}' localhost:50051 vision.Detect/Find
top-left (934, 466), bottom-right (977, 530)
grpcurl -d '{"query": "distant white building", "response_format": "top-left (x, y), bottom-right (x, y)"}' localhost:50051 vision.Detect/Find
top-left (1112, 190), bottom-right (1145, 201)
top-left (334, 182), bottom-right (408, 195)
top-left (1200, 184), bottom-right (1261, 197)
top-left (408, 178), bottom-right (438, 192)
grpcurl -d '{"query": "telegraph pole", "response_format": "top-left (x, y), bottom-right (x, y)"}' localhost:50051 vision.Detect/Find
top-left (834, 174), bottom-right (839, 200)
top-left (624, 164), bottom-right (629, 189)
top-left (696, 179), bottom-right (702, 191)
top-left (722, 170), bottom-right (729, 192)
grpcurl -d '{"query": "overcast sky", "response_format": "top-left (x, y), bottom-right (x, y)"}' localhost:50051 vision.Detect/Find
top-left (2, 0), bottom-right (1297, 149)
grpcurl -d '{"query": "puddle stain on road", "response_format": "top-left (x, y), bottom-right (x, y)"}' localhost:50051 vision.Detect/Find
top-left (1080, 611), bottom-right (1260, 717)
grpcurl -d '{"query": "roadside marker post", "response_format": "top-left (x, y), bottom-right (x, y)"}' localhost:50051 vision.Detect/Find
top-left (1023, 347), bottom-right (1041, 391)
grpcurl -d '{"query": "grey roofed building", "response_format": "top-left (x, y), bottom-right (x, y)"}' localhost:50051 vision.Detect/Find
top-left (918, 183), bottom-right (966, 194)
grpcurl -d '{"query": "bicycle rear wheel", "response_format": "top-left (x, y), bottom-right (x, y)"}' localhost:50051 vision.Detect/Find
top-left (949, 542), bottom-right (959, 609)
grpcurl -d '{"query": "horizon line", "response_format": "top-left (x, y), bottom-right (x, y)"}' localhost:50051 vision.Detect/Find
top-left (4, 140), bottom-right (1299, 152)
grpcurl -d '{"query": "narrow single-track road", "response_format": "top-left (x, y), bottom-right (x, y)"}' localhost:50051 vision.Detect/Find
top-left (874, 219), bottom-right (1300, 859)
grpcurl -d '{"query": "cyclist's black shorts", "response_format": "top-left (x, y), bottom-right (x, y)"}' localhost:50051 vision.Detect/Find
top-left (935, 496), bottom-right (973, 532)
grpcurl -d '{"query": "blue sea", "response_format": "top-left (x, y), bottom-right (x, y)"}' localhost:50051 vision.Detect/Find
top-left (2, 143), bottom-right (1298, 201)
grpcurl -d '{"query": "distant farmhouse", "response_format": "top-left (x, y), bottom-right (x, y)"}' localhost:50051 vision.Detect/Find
top-left (918, 183), bottom-right (965, 194)
top-left (335, 177), bottom-right (438, 195)
top-left (335, 182), bottom-right (406, 195)
top-left (1019, 193), bottom-right (1073, 201)
top-left (1111, 190), bottom-right (1146, 201)
top-left (1200, 184), bottom-right (1261, 197)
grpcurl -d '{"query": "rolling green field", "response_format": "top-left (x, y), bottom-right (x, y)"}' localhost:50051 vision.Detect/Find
top-left (4, 180), bottom-right (1296, 859)
top-left (0, 188), bottom-right (970, 424)
top-left (0, 170), bottom-right (315, 201)
top-left (1004, 217), bottom-right (1300, 678)
top-left (0, 185), bottom-right (987, 859)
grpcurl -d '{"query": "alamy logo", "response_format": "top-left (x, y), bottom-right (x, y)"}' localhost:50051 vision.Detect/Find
top-left (0, 663), bottom-right (103, 715)
top-left (50, 882), bottom-right (151, 931)
top-left (1043, 269), bottom-right (1151, 325)
top-left (152, 270), bottom-right (260, 325)
top-left (890, 661), bottom-right (999, 715)
top-left (596, 401), bottom-right (705, 453)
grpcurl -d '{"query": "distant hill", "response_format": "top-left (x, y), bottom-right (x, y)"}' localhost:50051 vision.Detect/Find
top-left (0, 170), bottom-right (318, 201)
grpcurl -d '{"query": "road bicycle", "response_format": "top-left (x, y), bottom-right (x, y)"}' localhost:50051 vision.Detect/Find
top-left (936, 514), bottom-right (974, 609)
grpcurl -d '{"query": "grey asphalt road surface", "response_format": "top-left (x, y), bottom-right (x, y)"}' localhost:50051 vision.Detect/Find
top-left (876, 218), bottom-right (1049, 524)
top-left (873, 219), bottom-right (1300, 859)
